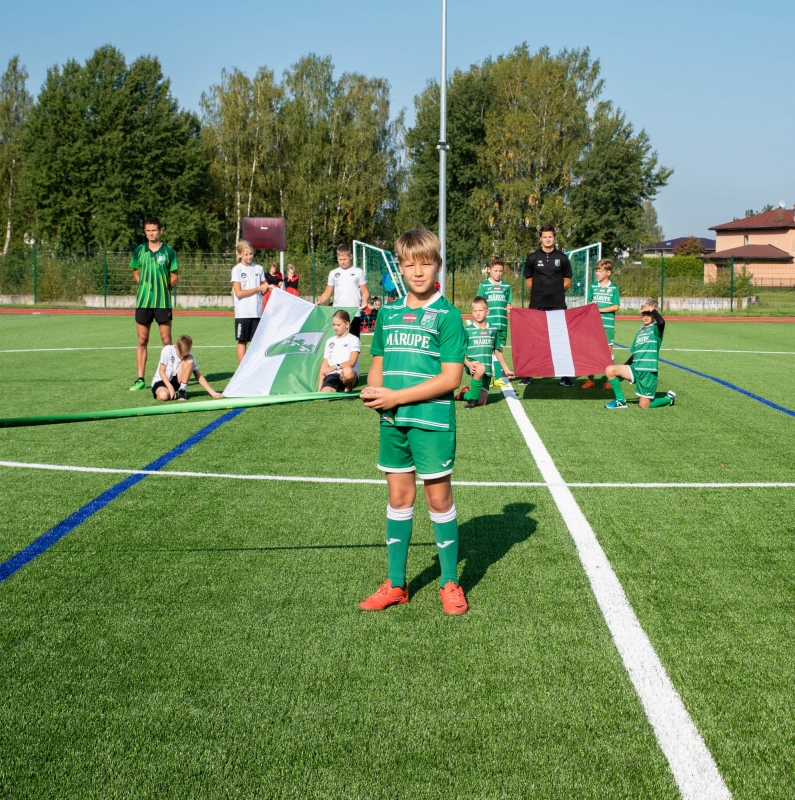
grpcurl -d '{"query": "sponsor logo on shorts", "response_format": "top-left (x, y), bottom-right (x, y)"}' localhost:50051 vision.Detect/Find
top-left (265, 331), bottom-right (325, 357)
top-left (441, 459), bottom-right (452, 467)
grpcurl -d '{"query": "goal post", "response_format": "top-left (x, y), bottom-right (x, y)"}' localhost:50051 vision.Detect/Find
top-left (352, 240), bottom-right (406, 301)
top-left (566, 242), bottom-right (602, 305)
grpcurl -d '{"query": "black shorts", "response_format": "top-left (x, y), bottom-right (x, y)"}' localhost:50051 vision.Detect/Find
top-left (350, 313), bottom-right (362, 338)
top-left (135, 307), bottom-right (173, 326)
top-left (235, 317), bottom-right (260, 343)
top-left (321, 372), bottom-right (348, 392)
top-left (151, 375), bottom-right (180, 399)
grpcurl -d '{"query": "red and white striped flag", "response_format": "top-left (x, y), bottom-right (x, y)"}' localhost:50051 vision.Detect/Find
top-left (510, 305), bottom-right (613, 377)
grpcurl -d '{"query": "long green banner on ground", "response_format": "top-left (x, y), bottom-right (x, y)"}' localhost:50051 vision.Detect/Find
top-left (0, 392), bottom-right (361, 428)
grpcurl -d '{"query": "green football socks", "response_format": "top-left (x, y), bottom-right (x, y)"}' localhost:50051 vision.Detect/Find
top-left (609, 377), bottom-right (626, 402)
top-left (649, 396), bottom-right (673, 408)
top-left (430, 506), bottom-right (459, 586)
top-left (464, 379), bottom-right (483, 401)
top-left (385, 505), bottom-right (413, 589)
top-left (492, 357), bottom-right (503, 380)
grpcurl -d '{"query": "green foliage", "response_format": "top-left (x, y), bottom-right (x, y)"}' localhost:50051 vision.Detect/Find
top-left (745, 204), bottom-right (774, 217)
top-left (22, 47), bottom-right (213, 252)
top-left (401, 45), bottom-right (671, 261)
top-left (570, 102), bottom-right (672, 254)
top-left (639, 200), bottom-right (664, 246)
top-left (641, 255), bottom-right (704, 277)
top-left (202, 55), bottom-right (404, 255)
top-left (673, 237), bottom-right (706, 256)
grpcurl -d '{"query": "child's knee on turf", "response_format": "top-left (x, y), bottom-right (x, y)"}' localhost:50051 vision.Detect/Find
top-left (472, 362), bottom-right (486, 380)
top-left (340, 365), bottom-right (356, 389)
top-left (424, 476), bottom-right (453, 515)
top-left (154, 386), bottom-right (171, 401)
top-left (638, 397), bottom-right (651, 409)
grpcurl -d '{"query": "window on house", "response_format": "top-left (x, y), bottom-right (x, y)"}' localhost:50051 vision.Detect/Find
top-left (744, 235), bottom-right (749, 245)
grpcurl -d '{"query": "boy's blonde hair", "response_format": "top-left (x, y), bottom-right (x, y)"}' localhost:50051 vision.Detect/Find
top-left (337, 243), bottom-right (352, 256)
top-left (176, 335), bottom-right (193, 357)
top-left (488, 256), bottom-right (505, 268)
top-left (236, 239), bottom-right (253, 256)
top-left (395, 229), bottom-right (441, 265)
top-left (643, 298), bottom-right (658, 308)
top-left (595, 258), bottom-right (614, 272)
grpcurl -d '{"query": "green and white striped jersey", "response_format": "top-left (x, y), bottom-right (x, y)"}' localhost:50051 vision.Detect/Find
top-left (130, 243), bottom-right (178, 309)
top-left (587, 280), bottom-right (620, 344)
top-left (631, 320), bottom-right (663, 372)
top-left (370, 293), bottom-right (466, 431)
top-left (464, 320), bottom-right (498, 377)
top-left (476, 278), bottom-right (513, 331)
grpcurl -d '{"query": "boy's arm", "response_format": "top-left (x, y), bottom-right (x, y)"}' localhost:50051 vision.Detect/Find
top-left (600, 304), bottom-right (620, 314)
top-left (193, 369), bottom-right (222, 399)
top-left (315, 284), bottom-right (333, 305)
top-left (361, 362), bottom-right (463, 411)
top-left (359, 283), bottom-right (370, 309)
top-left (651, 308), bottom-right (665, 336)
top-left (494, 349), bottom-right (514, 378)
top-left (367, 355), bottom-right (384, 388)
top-left (159, 362), bottom-right (175, 398)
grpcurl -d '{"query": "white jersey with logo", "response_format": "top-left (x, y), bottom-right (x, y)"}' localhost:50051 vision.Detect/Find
top-left (323, 332), bottom-right (361, 375)
top-left (231, 263), bottom-right (266, 318)
top-left (151, 345), bottom-right (196, 387)
top-left (327, 266), bottom-right (367, 307)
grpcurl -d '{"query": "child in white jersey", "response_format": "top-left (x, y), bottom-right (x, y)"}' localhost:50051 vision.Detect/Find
top-left (318, 310), bottom-right (361, 393)
top-left (230, 240), bottom-right (268, 363)
top-left (152, 335), bottom-right (222, 401)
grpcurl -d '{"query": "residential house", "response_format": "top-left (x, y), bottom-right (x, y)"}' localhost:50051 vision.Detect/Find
top-left (642, 237), bottom-right (715, 257)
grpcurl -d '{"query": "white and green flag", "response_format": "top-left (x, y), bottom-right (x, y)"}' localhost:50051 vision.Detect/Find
top-left (224, 290), bottom-right (356, 397)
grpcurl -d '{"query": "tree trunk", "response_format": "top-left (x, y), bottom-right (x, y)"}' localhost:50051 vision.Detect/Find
top-left (3, 166), bottom-right (14, 256)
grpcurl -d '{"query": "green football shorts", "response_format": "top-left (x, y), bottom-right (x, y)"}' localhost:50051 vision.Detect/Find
top-left (377, 425), bottom-right (456, 479)
top-left (630, 366), bottom-right (658, 399)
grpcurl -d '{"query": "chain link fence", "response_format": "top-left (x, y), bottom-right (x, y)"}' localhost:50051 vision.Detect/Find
top-left (1, 248), bottom-right (794, 314)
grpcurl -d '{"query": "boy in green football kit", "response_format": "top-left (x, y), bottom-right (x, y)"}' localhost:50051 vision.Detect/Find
top-left (476, 256), bottom-right (513, 386)
top-left (359, 229), bottom-right (469, 615)
top-left (456, 296), bottom-right (514, 408)
top-left (129, 217), bottom-right (179, 391)
top-left (604, 298), bottom-right (676, 409)
top-left (582, 258), bottom-right (620, 390)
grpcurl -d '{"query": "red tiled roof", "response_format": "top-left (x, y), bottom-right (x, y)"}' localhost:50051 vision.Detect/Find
top-left (701, 244), bottom-right (793, 261)
top-left (711, 208), bottom-right (795, 230)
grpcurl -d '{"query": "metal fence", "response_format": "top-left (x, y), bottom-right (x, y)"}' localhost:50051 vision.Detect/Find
top-left (1, 248), bottom-right (794, 314)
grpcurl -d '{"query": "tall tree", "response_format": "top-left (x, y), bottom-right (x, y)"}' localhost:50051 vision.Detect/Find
top-left (570, 102), bottom-right (672, 254)
top-left (23, 46), bottom-right (212, 251)
top-left (0, 56), bottom-right (32, 255)
top-left (471, 46), bottom-right (602, 257)
top-left (639, 200), bottom-right (664, 246)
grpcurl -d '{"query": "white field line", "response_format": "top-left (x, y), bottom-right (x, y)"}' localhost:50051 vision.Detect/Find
top-left (0, 345), bottom-right (236, 354)
top-left (662, 348), bottom-right (795, 355)
top-left (0, 461), bottom-right (792, 490)
top-left (501, 384), bottom-right (732, 800)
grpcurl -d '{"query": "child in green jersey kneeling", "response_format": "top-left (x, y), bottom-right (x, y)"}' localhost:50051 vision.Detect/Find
top-left (359, 229), bottom-right (469, 615)
top-left (582, 258), bottom-right (620, 390)
top-left (604, 299), bottom-right (675, 409)
top-left (456, 296), bottom-right (514, 408)
top-left (477, 256), bottom-right (513, 386)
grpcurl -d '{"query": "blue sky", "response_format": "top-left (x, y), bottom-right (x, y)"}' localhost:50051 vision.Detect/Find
top-left (2, 0), bottom-right (794, 240)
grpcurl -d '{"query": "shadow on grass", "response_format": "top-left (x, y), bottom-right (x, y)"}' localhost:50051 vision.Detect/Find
top-left (202, 371), bottom-right (236, 382)
top-left (408, 501), bottom-right (537, 597)
top-left (517, 378), bottom-right (612, 401)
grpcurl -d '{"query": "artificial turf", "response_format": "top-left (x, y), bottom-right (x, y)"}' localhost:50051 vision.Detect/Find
top-left (1, 312), bottom-right (794, 798)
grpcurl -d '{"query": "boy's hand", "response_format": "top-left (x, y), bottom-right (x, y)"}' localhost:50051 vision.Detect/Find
top-left (210, 390), bottom-right (223, 399)
top-left (360, 386), bottom-right (398, 411)
top-left (504, 370), bottom-right (515, 379)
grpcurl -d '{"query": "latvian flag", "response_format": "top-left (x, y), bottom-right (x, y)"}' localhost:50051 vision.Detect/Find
top-left (510, 304), bottom-right (613, 378)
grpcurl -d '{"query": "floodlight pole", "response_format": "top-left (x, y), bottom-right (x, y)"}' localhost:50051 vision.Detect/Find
top-left (437, 0), bottom-right (449, 296)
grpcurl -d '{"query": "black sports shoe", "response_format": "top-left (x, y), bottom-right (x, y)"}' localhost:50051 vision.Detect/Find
top-left (559, 377), bottom-right (573, 387)
top-left (519, 377), bottom-right (532, 386)
top-left (175, 389), bottom-right (188, 401)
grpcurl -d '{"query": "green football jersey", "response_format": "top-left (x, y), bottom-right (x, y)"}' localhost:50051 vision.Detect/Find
top-left (464, 320), bottom-right (497, 377)
top-left (370, 293), bottom-right (466, 431)
top-left (476, 278), bottom-right (513, 331)
top-left (587, 280), bottom-right (620, 344)
top-left (631, 320), bottom-right (663, 372)
top-left (130, 243), bottom-right (179, 309)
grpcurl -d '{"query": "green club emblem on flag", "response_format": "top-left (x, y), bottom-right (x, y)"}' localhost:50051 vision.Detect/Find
top-left (266, 331), bottom-right (326, 357)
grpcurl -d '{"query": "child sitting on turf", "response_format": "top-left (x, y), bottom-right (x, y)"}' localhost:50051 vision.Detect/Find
top-left (456, 296), bottom-right (514, 409)
top-left (582, 258), bottom-right (620, 390)
top-left (604, 299), bottom-right (675, 409)
top-left (152, 335), bottom-right (223, 402)
top-left (359, 229), bottom-right (469, 616)
top-left (477, 256), bottom-right (513, 387)
top-left (317, 310), bottom-right (361, 393)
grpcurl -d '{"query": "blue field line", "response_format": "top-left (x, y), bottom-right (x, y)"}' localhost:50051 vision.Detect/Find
top-left (0, 408), bottom-right (246, 585)
top-left (615, 343), bottom-right (795, 418)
